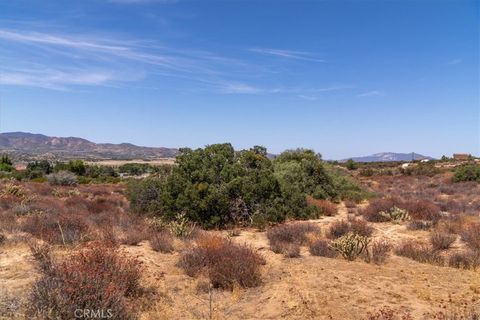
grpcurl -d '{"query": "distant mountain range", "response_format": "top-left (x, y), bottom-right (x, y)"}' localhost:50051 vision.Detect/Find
top-left (0, 132), bottom-right (178, 161)
top-left (343, 152), bottom-right (434, 163)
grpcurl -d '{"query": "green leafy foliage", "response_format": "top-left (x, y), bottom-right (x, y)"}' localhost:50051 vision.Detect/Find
top-left (127, 145), bottom-right (368, 228)
top-left (453, 164), bottom-right (480, 182)
top-left (0, 155), bottom-right (14, 172)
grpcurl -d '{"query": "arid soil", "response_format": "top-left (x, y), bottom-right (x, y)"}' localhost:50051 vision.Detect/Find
top-left (2, 202), bottom-right (478, 319)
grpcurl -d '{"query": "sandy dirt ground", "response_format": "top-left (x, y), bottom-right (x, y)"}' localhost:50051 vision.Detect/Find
top-left (1, 205), bottom-right (478, 320)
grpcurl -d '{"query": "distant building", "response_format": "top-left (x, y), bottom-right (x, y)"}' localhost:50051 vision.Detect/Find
top-left (453, 153), bottom-right (470, 161)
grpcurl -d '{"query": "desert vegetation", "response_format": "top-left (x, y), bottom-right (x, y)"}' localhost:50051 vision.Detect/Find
top-left (1, 151), bottom-right (479, 319)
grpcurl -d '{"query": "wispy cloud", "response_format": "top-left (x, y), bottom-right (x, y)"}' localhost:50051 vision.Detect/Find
top-left (357, 90), bottom-right (384, 97)
top-left (0, 28), bottom-right (340, 95)
top-left (249, 48), bottom-right (325, 63)
top-left (298, 95), bottom-right (318, 101)
top-left (447, 58), bottom-right (462, 65)
top-left (0, 28), bottom-right (253, 90)
top-left (221, 83), bottom-right (263, 94)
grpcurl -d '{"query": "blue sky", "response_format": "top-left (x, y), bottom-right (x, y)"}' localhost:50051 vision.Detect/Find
top-left (0, 0), bottom-right (478, 159)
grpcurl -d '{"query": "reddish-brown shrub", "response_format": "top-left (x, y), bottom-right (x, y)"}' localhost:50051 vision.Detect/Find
top-left (309, 239), bottom-right (337, 258)
top-left (267, 222), bottom-right (319, 246)
top-left (0, 212), bottom-right (17, 232)
top-left (349, 218), bottom-right (374, 237)
top-left (394, 241), bottom-right (444, 266)
top-left (121, 226), bottom-right (148, 246)
top-left (430, 231), bottom-right (456, 250)
top-left (370, 239), bottom-right (391, 264)
top-left (306, 196), bottom-right (337, 216)
top-left (28, 241), bottom-right (143, 320)
top-left (327, 220), bottom-right (350, 239)
top-left (178, 234), bottom-right (265, 290)
top-left (448, 250), bottom-right (479, 270)
top-left (461, 223), bottom-right (480, 251)
top-left (327, 218), bottom-right (373, 239)
top-left (360, 198), bottom-right (403, 222)
top-left (86, 197), bottom-right (117, 214)
top-left (150, 230), bottom-right (174, 253)
top-left (22, 213), bottom-right (89, 245)
top-left (403, 199), bottom-right (441, 222)
top-left (407, 220), bottom-right (433, 231)
top-left (344, 200), bottom-right (357, 209)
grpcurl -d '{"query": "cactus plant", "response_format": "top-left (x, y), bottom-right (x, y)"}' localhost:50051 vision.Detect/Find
top-left (330, 232), bottom-right (371, 261)
top-left (379, 206), bottom-right (410, 222)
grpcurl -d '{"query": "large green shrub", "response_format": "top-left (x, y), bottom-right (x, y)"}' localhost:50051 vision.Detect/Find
top-left (127, 145), bottom-right (367, 228)
top-left (453, 164), bottom-right (480, 182)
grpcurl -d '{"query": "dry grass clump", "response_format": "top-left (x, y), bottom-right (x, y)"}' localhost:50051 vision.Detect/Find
top-left (430, 230), bottom-right (456, 251)
top-left (308, 239), bottom-right (337, 258)
top-left (28, 241), bottom-right (143, 320)
top-left (327, 218), bottom-right (373, 239)
top-left (448, 250), bottom-right (479, 270)
top-left (394, 240), bottom-right (444, 266)
top-left (150, 230), bottom-right (174, 253)
top-left (306, 196), bottom-right (338, 216)
top-left (267, 222), bottom-right (320, 257)
top-left (178, 234), bottom-right (265, 290)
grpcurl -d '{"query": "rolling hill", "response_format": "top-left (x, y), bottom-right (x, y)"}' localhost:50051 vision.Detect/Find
top-left (0, 132), bottom-right (178, 161)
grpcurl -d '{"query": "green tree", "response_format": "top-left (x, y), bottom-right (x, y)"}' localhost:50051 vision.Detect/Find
top-left (345, 159), bottom-right (358, 170)
top-left (0, 154), bottom-right (14, 172)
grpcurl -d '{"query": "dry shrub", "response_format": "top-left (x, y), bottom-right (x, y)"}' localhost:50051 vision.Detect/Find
top-left (407, 220), bottom-right (433, 231)
top-left (360, 198), bottom-right (403, 222)
top-left (430, 231), bottom-right (456, 250)
top-left (344, 200), bottom-right (357, 209)
top-left (282, 243), bottom-right (301, 258)
top-left (448, 251), bottom-right (480, 270)
top-left (150, 230), bottom-right (174, 253)
top-left (394, 241), bottom-right (444, 266)
top-left (22, 213), bottom-right (89, 245)
top-left (86, 197), bottom-right (119, 214)
top-left (370, 238), bottom-right (391, 264)
top-left (327, 220), bottom-right (350, 239)
top-left (28, 241), bottom-right (143, 320)
top-left (267, 222), bottom-right (319, 256)
top-left (461, 223), bottom-right (480, 251)
top-left (349, 217), bottom-right (374, 237)
top-left (0, 212), bottom-right (17, 232)
top-left (437, 215), bottom-right (466, 235)
top-left (25, 182), bottom-right (54, 196)
top-left (306, 196), bottom-right (337, 216)
top-left (0, 194), bottom-right (21, 211)
top-left (327, 218), bottom-right (373, 239)
top-left (309, 239), bottom-right (337, 258)
top-left (403, 199), bottom-right (441, 222)
top-left (178, 234), bottom-right (265, 290)
top-left (121, 226), bottom-right (148, 246)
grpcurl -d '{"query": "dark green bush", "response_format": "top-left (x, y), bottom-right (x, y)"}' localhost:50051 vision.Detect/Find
top-left (127, 145), bottom-right (367, 228)
top-left (453, 164), bottom-right (480, 182)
